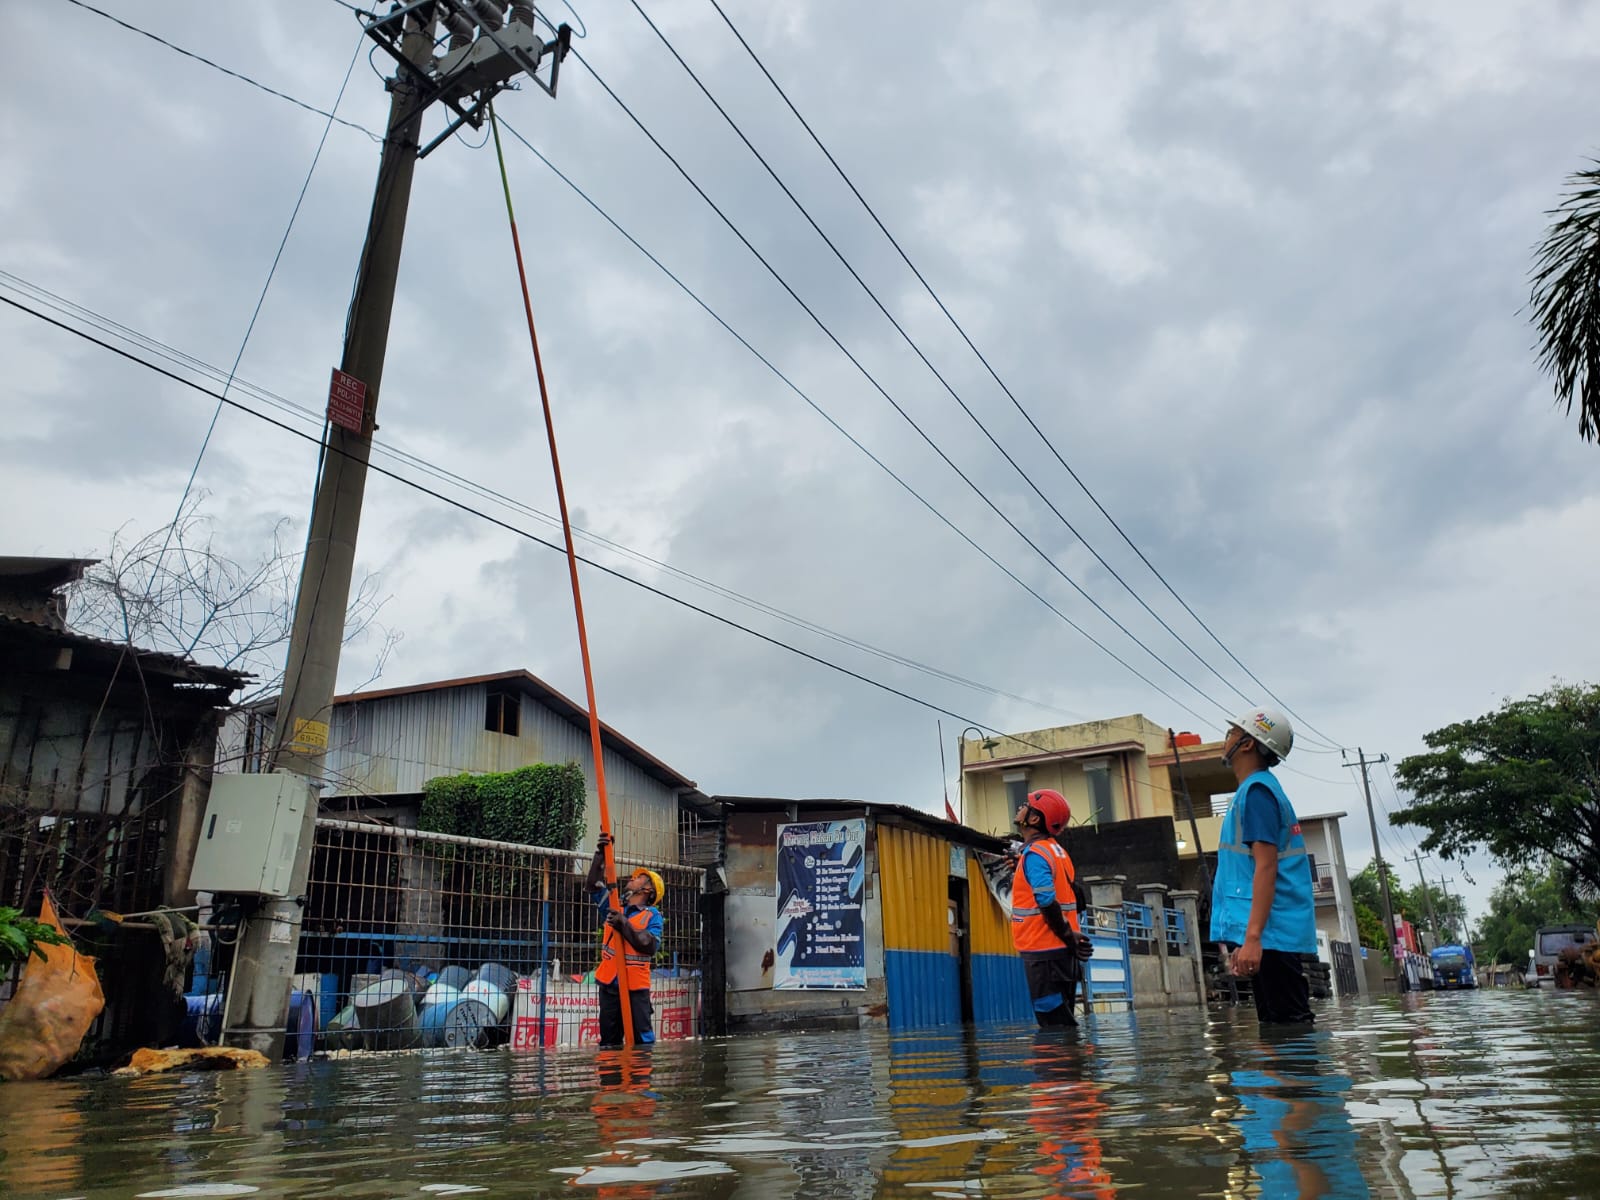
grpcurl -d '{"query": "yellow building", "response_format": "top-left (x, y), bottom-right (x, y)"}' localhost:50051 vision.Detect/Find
top-left (959, 714), bottom-right (1239, 866)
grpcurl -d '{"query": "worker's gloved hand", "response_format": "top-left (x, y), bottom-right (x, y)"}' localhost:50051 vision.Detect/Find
top-left (597, 832), bottom-right (613, 849)
top-left (1074, 932), bottom-right (1096, 960)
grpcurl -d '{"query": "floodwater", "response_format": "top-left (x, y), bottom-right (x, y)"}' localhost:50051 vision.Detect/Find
top-left (2, 990), bottom-right (1598, 1199)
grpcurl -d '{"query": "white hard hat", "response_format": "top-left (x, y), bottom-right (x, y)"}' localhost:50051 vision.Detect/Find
top-left (1228, 706), bottom-right (1294, 760)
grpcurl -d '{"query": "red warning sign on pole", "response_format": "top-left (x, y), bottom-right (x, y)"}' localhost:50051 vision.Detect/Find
top-left (327, 368), bottom-right (368, 434)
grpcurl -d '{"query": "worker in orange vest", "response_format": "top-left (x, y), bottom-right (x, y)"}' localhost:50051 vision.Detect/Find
top-left (587, 832), bottom-right (664, 1047)
top-left (1011, 789), bottom-right (1094, 1026)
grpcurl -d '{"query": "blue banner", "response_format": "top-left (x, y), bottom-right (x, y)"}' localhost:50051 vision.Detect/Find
top-left (774, 819), bottom-right (867, 990)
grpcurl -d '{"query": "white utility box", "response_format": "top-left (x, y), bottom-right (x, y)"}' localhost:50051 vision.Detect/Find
top-left (189, 773), bottom-right (312, 897)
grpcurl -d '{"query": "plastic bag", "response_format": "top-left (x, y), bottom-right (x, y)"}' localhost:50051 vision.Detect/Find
top-left (0, 894), bottom-right (106, 1080)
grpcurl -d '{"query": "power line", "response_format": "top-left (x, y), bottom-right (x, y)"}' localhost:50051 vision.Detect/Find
top-left (59, 0), bottom-right (381, 142)
top-left (567, 46), bottom-right (1235, 722)
top-left (171, 31), bottom-right (367, 546)
top-left (0, 277), bottom-right (1221, 752)
top-left (1, 291), bottom-right (1108, 760)
top-left (492, 118), bottom-right (1216, 727)
top-left (702, 0), bottom-right (1348, 755)
top-left (0, 269), bottom-right (1122, 730)
top-left (55, 0), bottom-right (1216, 728)
top-left (627, 0), bottom-right (1285, 728)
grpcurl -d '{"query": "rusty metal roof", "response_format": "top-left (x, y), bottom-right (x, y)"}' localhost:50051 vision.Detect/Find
top-left (715, 795), bottom-right (1012, 852)
top-left (332, 668), bottom-right (696, 791)
top-left (0, 611), bottom-right (250, 691)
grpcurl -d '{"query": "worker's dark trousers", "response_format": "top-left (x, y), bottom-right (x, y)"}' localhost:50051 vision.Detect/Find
top-left (1252, 949), bottom-right (1315, 1024)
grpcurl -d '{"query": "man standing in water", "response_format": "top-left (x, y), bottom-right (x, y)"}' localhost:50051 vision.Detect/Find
top-left (1210, 707), bottom-right (1318, 1025)
top-left (1011, 789), bottom-right (1094, 1026)
top-left (587, 832), bottom-right (664, 1047)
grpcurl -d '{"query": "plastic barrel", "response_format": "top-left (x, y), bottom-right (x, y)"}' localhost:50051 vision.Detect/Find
top-left (476, 962), bottom-right (518, 995)
top-left (436, 965), bottom-right (473, 991)
top-left (445, 999), bottom-right (498, 1049)
top-left (181, 993), bottom-right (222, 1048)
top-left (462, 979), bottom-right (511, 1023)
top-left (418, 998), bottom-right (460, 1048)
top-left (422, 982), bottom-right (462, 1009)
top-left (353, 978), bottom-right (420, 1051)
top-left (286, 989), bottom-right (315, 1062)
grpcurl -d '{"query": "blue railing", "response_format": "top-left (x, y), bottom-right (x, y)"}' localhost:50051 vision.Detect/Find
top-left (1122, 902), bottom-right (1155, 946)
top-left (1165, 907), bottom-right (1188, 950)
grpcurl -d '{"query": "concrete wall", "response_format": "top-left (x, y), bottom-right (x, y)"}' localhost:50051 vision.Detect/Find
top-left (1129, 953), bottom-right (1202, 1009)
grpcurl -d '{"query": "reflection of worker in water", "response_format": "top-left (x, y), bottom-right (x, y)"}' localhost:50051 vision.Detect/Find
top-left (587, 833), bottom-right (664, 1048)
top-left (1025, 1033), bottom-right (1114, 1199)
top-left (585, 1051), bottom-right (660, 1200)
top-left (1228, 1032), bottom-right (1368, 1198)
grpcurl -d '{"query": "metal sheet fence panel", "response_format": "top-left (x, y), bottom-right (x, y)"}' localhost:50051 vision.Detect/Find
top-left (290, 819), bottom-right (703, 1053)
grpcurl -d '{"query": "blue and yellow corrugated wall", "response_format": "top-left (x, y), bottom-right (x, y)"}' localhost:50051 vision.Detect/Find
top-left (876, 826), bottom-right (1033, 1028)
top-left (965, 849), bottom-right (1033, 1023)
top-left (876, 824), bottom-right (959, 1028)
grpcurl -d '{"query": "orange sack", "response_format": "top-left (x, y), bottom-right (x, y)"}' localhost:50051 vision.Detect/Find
top-left (0, 895), bottom-right (105, 1081)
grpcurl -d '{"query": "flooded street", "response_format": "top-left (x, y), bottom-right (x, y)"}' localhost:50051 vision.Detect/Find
top-left (3, 990), bottom-right (1598, 1199)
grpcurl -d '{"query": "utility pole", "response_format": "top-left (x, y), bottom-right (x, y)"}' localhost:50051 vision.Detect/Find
top-left (1405, 849), bottom-right (1439, 949)
top-left (1436, 873), bottom-right (1459, 942)
top-left (1346, 748), bottom-right (1401, 990)
top-left (221, 2), bottom-right (571, 1057)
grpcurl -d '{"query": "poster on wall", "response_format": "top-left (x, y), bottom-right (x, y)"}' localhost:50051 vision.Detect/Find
top-left (774, 818), bottom-right (867, 990)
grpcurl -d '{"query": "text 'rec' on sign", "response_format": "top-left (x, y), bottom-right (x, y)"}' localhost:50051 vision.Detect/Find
top-left (327, 367), bottom-right (369, 434)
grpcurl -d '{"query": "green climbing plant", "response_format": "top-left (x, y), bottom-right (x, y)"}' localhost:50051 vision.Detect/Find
top-left (0, 907), bottom-right (71, 969)
top-left (419, 762), bottom-right (587, 851)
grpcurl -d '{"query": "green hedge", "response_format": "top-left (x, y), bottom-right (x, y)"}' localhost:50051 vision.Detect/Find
top-left (419, 762), bottom-right (587, 850)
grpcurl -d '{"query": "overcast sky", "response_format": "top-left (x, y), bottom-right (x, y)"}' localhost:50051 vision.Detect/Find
top-left (5, 1), bottom-right (1599, 929)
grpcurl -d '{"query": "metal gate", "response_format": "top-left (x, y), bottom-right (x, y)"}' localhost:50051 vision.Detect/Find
top-left (1081, 905), bottom-right (1132, 1011)
top-left (1330, 939), bottom-right (1359, 996)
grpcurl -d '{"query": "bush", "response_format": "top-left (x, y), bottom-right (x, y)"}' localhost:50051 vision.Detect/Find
top-left (419, 762), bottom-right (587, 851)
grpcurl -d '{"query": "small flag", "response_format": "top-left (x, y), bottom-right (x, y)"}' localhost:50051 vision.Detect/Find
top-left (945, 799), bottom-right (960, 823)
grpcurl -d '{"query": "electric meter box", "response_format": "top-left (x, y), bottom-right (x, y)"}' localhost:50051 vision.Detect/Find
top-left (189, 773), bottom-right (312, 898)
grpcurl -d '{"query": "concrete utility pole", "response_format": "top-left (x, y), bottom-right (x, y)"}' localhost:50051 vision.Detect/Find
top-left (1405, 849), bottom-right (1439, 949)
top-left (1436, 873), bottom-right (1459, 941)
top-left (1346, 748), bottom-right (1401, 990)
top-left (222, 1), bottom-right (572, 1057)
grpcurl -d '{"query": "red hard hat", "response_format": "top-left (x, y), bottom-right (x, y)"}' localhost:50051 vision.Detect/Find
top-left (1026, 788), bottom-right (1071, 835)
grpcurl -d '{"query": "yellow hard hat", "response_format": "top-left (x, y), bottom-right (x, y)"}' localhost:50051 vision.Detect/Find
top-left (626, 868), bottom-right (665, 906)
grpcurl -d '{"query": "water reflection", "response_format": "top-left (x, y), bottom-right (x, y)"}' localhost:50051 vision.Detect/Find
top-left (1217, 1027), bottom-right (1367, 1198)
top-left (0, 992), bottom-right (1597, 1198)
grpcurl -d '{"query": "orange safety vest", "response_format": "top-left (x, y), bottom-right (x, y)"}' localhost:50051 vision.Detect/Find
top-left (596, 907), bottom-right (655, 991)
top-left (1011, 841), bottom-right (1082, 953)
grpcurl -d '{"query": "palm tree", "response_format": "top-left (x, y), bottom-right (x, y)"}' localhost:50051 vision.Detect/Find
top-left (1530, 163), bottom-right (1600, 444)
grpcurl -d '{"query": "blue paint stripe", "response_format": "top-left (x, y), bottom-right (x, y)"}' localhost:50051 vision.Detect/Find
top-left (884, 949), bottom-right (959, 1029)
top-left (970, 952), bottom-right (1033, 1024)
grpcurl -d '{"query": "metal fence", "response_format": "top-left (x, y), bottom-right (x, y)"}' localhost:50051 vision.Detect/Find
top-left (256, 820), bottom-right (705, 1055)
top-left (1121, 902), bottom-right (1190, 957)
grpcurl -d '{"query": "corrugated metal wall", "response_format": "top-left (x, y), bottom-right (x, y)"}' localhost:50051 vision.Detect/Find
top-left (876, 824), bottom-right (959, 1029)
top-left (220, 684), bottom-right (682, 862)
top-left (965, 849), bottom-right (1032, 1023)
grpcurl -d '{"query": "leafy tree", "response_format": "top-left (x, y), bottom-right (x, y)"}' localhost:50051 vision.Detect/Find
top-left (1530, 162), bottom-right (1600, 444)
top-left (1393, 683), bottom-right (1600, 901)
top-left (1476, 862), bottom-right (1598, 967)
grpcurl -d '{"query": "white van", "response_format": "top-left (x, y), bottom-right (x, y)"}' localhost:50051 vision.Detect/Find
top-left (1531, 924), bottom-right (1598, 986)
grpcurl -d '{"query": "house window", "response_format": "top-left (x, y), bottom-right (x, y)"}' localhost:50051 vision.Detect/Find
top-left (1083, 758), bottom-right (1113, 825)
top-left (1002, 770), bottom-right (1030, 819)
top-left (485, 688), bottom-right (521, 736)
